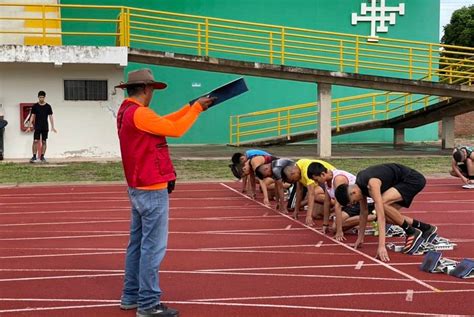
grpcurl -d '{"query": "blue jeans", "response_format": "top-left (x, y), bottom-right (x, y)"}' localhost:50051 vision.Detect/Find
top-left (121, 187), bottom-right (169, 310)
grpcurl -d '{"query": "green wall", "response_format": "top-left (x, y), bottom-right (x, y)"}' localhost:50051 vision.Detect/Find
top-left (61, 0), bottom-right (440, 144)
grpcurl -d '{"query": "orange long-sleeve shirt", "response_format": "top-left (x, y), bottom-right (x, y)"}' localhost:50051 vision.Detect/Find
top-left (128, 98), bottom-right (204, 190)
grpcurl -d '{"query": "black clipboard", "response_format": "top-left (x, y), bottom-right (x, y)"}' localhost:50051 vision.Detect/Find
top-left (190, 77), bottom-right (249, 107)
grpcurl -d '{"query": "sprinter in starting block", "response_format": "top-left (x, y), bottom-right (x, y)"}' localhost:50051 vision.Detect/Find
top-left (420, 251), bottom-right (474, 279)
top-left (335, 163), bottom-right (438, 262)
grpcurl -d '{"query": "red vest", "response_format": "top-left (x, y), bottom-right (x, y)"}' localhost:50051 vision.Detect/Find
top-left (117, 99), bottom-right (176, 187)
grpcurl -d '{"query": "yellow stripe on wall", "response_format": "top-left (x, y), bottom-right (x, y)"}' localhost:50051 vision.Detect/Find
top-left (24, 36), bottom-right (62, 46)
top-left (24, 6), bottom-right (59, 13)
top-left (25, 19), bottom-right (61, 28)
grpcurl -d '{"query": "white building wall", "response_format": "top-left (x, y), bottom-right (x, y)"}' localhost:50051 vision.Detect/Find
top-left (0, 63), bottom-right (125, 159)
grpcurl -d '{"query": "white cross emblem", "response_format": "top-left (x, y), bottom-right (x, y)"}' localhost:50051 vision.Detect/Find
top-left (352, 0), bottom-right (405, 42)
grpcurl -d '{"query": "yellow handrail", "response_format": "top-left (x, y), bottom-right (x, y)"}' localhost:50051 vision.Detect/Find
top-left (1, 3), bottom-right (473, 146)
top-left (1, 3), bottom-right (473, 82)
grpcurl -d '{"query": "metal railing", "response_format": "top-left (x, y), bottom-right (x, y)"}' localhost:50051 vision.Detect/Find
top-left (1, 3), bottom-right (474, 82)
top-left (228, 91), bottom-right (445, 145)
top-left (1, 3), bottom-right (473, 146)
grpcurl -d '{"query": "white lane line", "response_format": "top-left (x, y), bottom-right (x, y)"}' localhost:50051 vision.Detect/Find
top-left (1, 291), bottom-right (473, 316)
top-left (0, 247), bottom-right (123, 251)
top-left (0, 269), bottom-right (123, 273)
top-left (0, 220), bottom-right (129, 227)
top-left (0, 303), bottom-right (119, 313)
top-left (0, 199), bottom-right (129, 206)
top-left (0, 208), bottom-right (130, 215)
top-left (0, 232), bottom-right (301, 241)
top-left (170, 216), bottom-right (282, 221)
top-left (0, 205), bottom-right (264, 216)
top-left (0, 230), bottom-right (128, 234)
top-left (419, 200), bottom-right (474, 204)
top-left (0, 251), bottom-right (125, 260)
top-left (200, 244), bottom-right (319, 250)
top-left (0, 298), bottom-right (118, 303)
top-left (190, 288), bottom-right (474, 303)
top-left (419, 191), bottom-right (474, 195)
top-left (0, 197), bottom-right (244, 208)
top-left (0, 273), bottom-right (123, 282)
top-left (220, 183), bottom-right (441, 293)
top-left (0, 188), bottom-right (228, 198)
top-left (0, 233), bottom-right (128, 241)
top-left (355, 261), bottom-right (364, 270)
top-left (164, 300), bottom-right (472, 317)
top-left (1, 268), bottom-right (473, 286)
top-left (0, 249), bottom-right (354, 260)
top-left (171, 249), bottom-right (355, 256)
top-left (0, 191), bottom-right (127, 198)
top-left (0, 270), bottom-right (409, 283)
top-left (196, 228), bottom-right (306, 234)
top-left (406, 289), bottom-right (414, 302)
top-left (197, 262), bottom-right (421, 272)
top-left (0, 197), bottom-right (244, 206)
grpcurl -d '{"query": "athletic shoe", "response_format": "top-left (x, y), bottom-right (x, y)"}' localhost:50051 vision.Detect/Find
top-left (136, 304), bottom-right (179, 317)
top-left (421, 224), bottom-right (438, 243)
top-left (120, 302), bottom-right (138, 310)
top-left (385, 224), bottom-right (406, 237)
top-left (462, 184), bottom-right (474, 189)
top-left (29, 156), bottom-right (36, 163)
top-left (402, 228), bottom-right (423, 254)
top-left (40, 157), bottom-right (47, 163)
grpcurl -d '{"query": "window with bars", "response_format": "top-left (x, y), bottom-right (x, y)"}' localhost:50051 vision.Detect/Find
top-left (64, 80), bottom-right (108, 101)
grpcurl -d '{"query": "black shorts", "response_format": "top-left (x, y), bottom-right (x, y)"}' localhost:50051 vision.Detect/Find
top-left (343, 202), bottom-right (375, 217)
top-left (33, 130), bottom-right (48, 140)
top-left (393, 168), bottom-right (426, 208)
top-left (457, 163), bottom-right (468, 177)
top-left (287, 184), bottom-right (308, 209)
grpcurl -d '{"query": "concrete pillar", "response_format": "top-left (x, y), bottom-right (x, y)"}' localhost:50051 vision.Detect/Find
top-left (317, 83), bottom-right (332, 158)
top-left (441, 116), bottom-right (455, 149)
top-left (393, 127), bottom-right (405, 145)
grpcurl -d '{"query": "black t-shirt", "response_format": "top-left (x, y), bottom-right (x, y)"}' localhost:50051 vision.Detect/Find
top-left (271, 158), bottom-right (295, 180)
top-left (31, 103), bottom-right (53, 130)
top-left (355, 163), bottom-right (411, 197)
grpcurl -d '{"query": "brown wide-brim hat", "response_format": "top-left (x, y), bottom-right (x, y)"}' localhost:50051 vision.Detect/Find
top-left (115, 68), bottom-right (167, 90)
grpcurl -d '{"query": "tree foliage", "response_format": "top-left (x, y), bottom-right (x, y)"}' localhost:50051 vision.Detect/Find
top-left (441, 5), bottom-right (474, 47)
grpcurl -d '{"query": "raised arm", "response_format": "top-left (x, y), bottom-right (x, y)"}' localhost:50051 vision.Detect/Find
top-left (134, 102), bottom-right (203, 137)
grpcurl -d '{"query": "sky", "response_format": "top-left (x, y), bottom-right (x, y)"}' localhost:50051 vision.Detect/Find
top-left (440, 0), bottom-right (474, 38)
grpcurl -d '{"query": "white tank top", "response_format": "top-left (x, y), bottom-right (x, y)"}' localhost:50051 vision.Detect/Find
top-left (328, 169), bottom-right (373, 204)
top-left (327, 170), bottom-right (356, 199)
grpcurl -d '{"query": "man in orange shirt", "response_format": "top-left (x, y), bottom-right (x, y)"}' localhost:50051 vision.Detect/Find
top-left (116, 68), bottom-right (215, 317)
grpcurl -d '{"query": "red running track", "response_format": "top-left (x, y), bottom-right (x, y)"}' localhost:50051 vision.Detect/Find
top-left (0, 179), bottom-right (473, 316)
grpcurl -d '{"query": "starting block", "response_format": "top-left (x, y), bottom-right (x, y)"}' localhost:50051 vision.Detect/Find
top-left (420, 251), bottom-right (474, 279)
top-left (413, 235), bottom-right (457, 255)
top-left (420, 251), bottom-right (457, 274)
top-left (385, 224), bottom-right (405, 237)
top-left (386, 234), bottom-right (456, 255)
top-left (449, 258), bottom-right (474, 278)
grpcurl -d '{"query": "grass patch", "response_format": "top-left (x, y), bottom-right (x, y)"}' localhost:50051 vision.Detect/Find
top-left (0, 156), bottom-right (452, 185)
